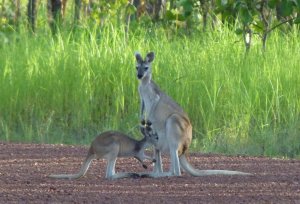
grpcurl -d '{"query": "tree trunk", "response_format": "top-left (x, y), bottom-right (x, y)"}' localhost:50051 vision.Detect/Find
top-left (61, 0), bottom-right (67, 17)
top-left (74, 0), bottom-right (81, 26)
top-left (153, 0), bottom-right (163, 21)
top-left (259, 0), bottom-right (270, 52)
top-left (275, 4), bottom-right (285, 22)
top-left (243, 25), bottom-right (252, 53)
top-left (1, 0), bottom-right (6, 18)
top-left (170, 0), bottom-right (175, 9)
top-left (125, 0), bottom-right (133, 36)
top-left (199, 0), bottom-right (208, 31)
top-left (83, 0), bottom-right (93, 16)
top-left (27, 0), bottom-right (36, 32)
top-left (47, 0), bottom-right (62, 34)
top-left (14, 0), bottom-right (21, 28)
top-left (211, 0), bottom-right (217, 30)
top-left (133, 0), bottom-right (140, 19)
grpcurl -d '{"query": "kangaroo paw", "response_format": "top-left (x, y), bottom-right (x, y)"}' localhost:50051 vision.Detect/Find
top-left (129, 173), bottom-right (141, 179)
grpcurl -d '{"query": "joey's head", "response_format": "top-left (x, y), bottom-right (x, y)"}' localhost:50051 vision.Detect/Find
top-left (135, 51), bottom-right (155, 80)
top-left (140, 119), bottom-right (158, 146)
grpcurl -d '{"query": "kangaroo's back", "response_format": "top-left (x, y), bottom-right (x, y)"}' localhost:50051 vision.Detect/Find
top-left (151, 80), bottom-right (189, 119)
top-left (91, 131), bottom-right (138, 157)
top-left (147, 80), bottom-right (192, 154)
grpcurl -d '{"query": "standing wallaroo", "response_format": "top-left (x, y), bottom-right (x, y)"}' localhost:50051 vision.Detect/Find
top-left (49, 121), bottom-right (158, 180)
top-left (135, 51), bottom-right (251, 177)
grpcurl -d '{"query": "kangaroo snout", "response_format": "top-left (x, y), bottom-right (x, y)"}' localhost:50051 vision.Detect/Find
top-left (137, 73), bottom-right (143, 79)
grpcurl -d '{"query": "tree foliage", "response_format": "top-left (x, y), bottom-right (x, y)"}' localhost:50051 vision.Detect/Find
top-left (1, 0), bottom-right (300, 51)
top-left (215, 0), bottom-right (300, 51)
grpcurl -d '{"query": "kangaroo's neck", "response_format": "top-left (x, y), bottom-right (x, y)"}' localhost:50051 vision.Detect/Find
top-left (140, 73), bottom-right (152, 86)
top-left (134, 137), bottom-right (148, 153)
top-left (139, 74), bottom-right (160, 97)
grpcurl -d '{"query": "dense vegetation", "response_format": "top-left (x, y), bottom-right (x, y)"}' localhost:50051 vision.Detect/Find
top-left (0, 1), bottom-right (299, 157)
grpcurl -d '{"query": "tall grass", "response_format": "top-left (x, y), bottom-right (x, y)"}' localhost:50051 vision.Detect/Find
top-left (0, 26), bottom-right (299, 157)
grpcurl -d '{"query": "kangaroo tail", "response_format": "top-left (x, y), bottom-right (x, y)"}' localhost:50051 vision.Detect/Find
top-left (179, 154), bottom-right (251, 176)
top-left (49, 150), bottom-right (95, 180)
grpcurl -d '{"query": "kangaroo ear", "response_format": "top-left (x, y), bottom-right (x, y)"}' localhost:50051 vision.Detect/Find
top-left (135, 51), bottom-right (143, 63)
top-left (146, 52), bottom-right (155, 63)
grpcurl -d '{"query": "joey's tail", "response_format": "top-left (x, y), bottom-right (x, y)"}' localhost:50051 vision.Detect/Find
top-left (49, 150), bottom-right (95, 180)
top-left (179, 154), bottom-right (251, 176)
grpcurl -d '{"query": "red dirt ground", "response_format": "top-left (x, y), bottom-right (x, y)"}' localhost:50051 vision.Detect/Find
top-left (0, 142), bottom-right (299, 204)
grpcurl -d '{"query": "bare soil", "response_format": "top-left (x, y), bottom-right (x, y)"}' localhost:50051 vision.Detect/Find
top-left (0, 142), bottom-right (299, 204)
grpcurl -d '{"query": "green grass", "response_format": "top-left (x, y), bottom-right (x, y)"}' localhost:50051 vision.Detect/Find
top-left (0, 26), bottom-right (299, 157)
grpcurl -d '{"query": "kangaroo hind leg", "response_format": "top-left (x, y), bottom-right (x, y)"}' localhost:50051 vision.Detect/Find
top-left (166, 114), bottom-right (187, 176)
top-left (104, 144), bottom-right (140, 180)
top-left (107, 157), bottom-right (140, 180)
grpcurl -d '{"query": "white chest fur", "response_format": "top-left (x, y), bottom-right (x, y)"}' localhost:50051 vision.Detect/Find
top-left (138, 83), bottom-right (160, 117)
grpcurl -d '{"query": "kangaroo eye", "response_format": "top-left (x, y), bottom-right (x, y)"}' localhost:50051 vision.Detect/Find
top-left (144, 67), bottom-right (149, 70)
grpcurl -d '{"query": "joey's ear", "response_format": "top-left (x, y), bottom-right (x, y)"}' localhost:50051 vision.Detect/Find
top-left (146, 52), bottom-right (155, 63)
top-left (135, 51), bottom-right (143, 63)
